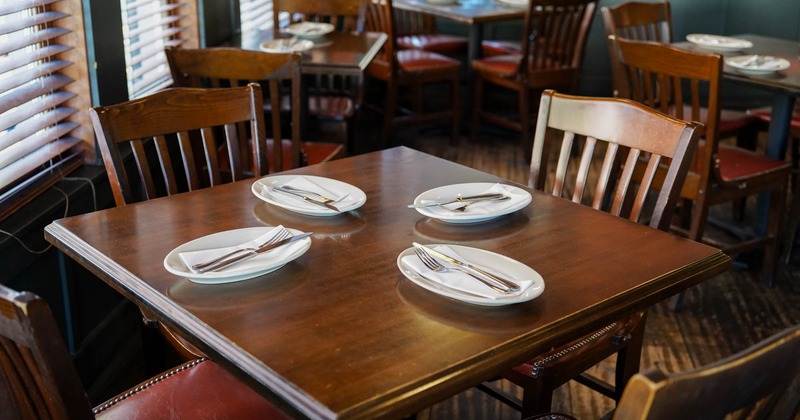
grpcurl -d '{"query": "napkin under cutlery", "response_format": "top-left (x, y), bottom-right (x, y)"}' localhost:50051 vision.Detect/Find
top-left (401, 245), bottom-right (534, 299)
top-left (179, 225), bottom-right (308, 274)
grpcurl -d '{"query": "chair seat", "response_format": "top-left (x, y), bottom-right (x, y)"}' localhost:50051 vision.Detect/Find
top-left (748, 106), bottom-right (800, 130)
top-left (472, 54), bottom-right (522, 77)
top-left (397, 34), bottom-right (469, 54)
top-left (680, 104), bottom-right (760, 138)
top-left (302, 141), bottom-right (345, 165)
top-left (397, 49), bottom-right (461, 73)
top-left (481, 39), bottom-right (521, 57)
top-left (717, 144), bottom-right (791, 181)
top-left (309, 95), bottom-right (355, 120)
top-left (95, 358), bottom-right (288, 419)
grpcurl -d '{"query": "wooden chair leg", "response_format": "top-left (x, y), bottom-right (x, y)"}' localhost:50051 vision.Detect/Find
top-left (450, 76), bottom-right (460, 146)
top-left (614, 316), bottom-right (646, 401)
top-left (763, 184), bottom-right (788, 286)
top-left (381, 80), bottom-right (399, 149)
top-left (471, 75), bottom-right (484, 142)
top-left (521, 377), bottom-right (556, 418)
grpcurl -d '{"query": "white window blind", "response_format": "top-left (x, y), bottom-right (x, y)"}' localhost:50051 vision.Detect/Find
top-left (0, 0), bottom-right (83, 215)
top-left (241, 0), bottom-right (274, 34)
top-left (121, 0), bottom-right (186, 99)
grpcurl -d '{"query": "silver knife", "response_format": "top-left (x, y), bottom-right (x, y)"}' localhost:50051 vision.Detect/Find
top-left (412, 242), bottom-right (521, 292)
top-left (274, 186), bottom-right (341, 212)
top-left (196, 232), bottom-right (313, 273)
top-left (407, 193), bottom-right (506, 208)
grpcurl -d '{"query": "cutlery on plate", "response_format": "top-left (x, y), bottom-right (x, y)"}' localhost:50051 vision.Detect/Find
top-left (191, 227), bottom-right (290, 271)
top-left (407, 193), bottom-right (507, 208)
top-left (274, 186), bottom-right (341, 212)
top-left (278, 185), bottom-right (341, 203)
top-left (414, 247), bottom-right (511, 294)
top-left (195, 232), bottom-right (313, 273)
top-left (412, 242), bottom-right (521, 292)
top-left (451, 195), bottom-right (511, 212)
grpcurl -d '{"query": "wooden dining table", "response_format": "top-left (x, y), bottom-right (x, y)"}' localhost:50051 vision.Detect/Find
top-left (393, 0), bottom-right (526, 64)
top-left (44, 147), bottom-right (730, 419)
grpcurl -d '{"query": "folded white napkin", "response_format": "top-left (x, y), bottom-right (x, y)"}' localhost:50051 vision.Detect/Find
top-left (178, 225), bottom-right (307, 274)
top-left (402, 245), bottom-right (533, 299)
top-left (423, 183), bottom-right (528, 216)
top-left (264, 176), bottom-right (357, 211)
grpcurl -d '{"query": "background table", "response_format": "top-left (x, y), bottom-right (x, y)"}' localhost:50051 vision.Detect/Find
top-left (393, 0), bottom-right (525, 63)
top-left (45, 147), bottom-right (729, 419)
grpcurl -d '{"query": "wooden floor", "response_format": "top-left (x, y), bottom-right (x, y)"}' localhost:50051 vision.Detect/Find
top-left (385, 125), bottom-right (800, 419)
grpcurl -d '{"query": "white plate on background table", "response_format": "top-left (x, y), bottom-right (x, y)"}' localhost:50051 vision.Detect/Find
top-left (259, 39), bottom-right (314, 53)
top-left (164, 227), bottom-right (311, 284)
top-left (412, 182), bottom-right (531, 224)
top-left (286, 22), bottom-right (335, 39)
top-left (252, 175), bottom-right (367, 216)
top-left (686, 34), bottom-right (753, 52)
top-left (725, 55), bottom-right (791, 75)
top-left (426, 0), bottom-right (457, 4)
top-left (495, 0), bottom-right (528, 8)
top-left (397, 244), bottom-right (545, 306)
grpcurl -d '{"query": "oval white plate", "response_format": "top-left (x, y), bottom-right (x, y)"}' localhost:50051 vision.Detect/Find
top-left (164, 227), bottom-right (311, 284)
top-left (413, 182), bottom-right (531, 224)
top-left (286, 22), bottom-right (335, 39)
top-left (252, 175), bottom-right (366, 216)
top-left (259, 39), bottom-right (314, 53)
top-left (725, 55), bottom-right (790, 75)
top-left (426, 0), bottom-right (457, 4)
top-left (495, 0), bottom-right (528, 8)
top-left (397, 245), bottom-right (544, 306)
top-left (686, 34), bottom-right (753, 52)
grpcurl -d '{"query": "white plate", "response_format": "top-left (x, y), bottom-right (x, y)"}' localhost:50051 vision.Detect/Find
top-left (686, 34), bottom-right (753, 52)
top-left (252, 175), bottom-right (366, 216)
top-left (413, 182), bottom-right (531, 224)
top-left (259, 39), bottom-right (314, 53)
top-left (426, 0), bottom-right (457, 4)
top-left (495, 0), bottom-right (528, 8)
top-left (725, 55), bottom-right (791, 75)
top-left (286, 22), bottom-right (335, 39)
top-left (396, 245), bottom-right (545, 306)
top-left (164, 227), bottom-right (311, 284)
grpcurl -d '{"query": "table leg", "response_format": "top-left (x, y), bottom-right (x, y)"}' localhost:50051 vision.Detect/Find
top-left (757, 93), bottom-right (795, 235)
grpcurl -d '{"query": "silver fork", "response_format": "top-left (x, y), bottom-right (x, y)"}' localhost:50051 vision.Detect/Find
top-left (190, 228), bottom-right (291, 272)
top-left (414, 248), bottom-right (511, 294)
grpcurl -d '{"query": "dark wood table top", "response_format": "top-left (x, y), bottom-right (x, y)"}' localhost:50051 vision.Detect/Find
top-left (238, 30), bottom-right (388, 76)
top-left (45, 147), bottom-right (730, 419)
top-left (677, 33), bottom-right (800, 94)
top-left (393, 0), bottom-right (526, 25)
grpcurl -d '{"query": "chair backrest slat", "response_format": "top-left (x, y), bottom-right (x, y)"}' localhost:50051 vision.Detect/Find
top-left (530, 89), bottom-right (700, 230)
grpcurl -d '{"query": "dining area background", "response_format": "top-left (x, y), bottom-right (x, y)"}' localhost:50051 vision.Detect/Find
top-left (2, 0), bottom-right (800, 419)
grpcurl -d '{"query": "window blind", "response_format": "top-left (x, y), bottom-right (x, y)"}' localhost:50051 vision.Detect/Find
top-left (240, 0), bottom-right (274, 34)
top-left (0, 0), bottom-right (83, 216)
top-left (121, 0), bottom-right (186, 98)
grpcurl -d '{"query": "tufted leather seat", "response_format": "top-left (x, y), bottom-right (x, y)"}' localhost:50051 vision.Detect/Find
top-left (480, 39), bottom-right (521, 57)
top-left (95, 358), bottom-right (290, 420)
top-left (397, 33), bottom-right (469, 55)
top-left (397, 49), bottom-right (460, 73)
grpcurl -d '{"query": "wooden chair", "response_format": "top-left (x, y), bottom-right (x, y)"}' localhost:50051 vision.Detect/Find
top-left (395, 8), bottom-right (468, 56)
top-left (479, 89), bottom-right (701, 417)
top-left (614, 37), bottom-right (791, 288)
top-left (165, 47), bottom-right (345, 169)
top-left (90, 84), bottom-right (271, 207)
top-left (612, 324), bottom-right (800, 419)
top-left (272, 0), bottom-right (366, 150)
top-left (601, 1), bottom-right (759, 144)
top-left (364, 0), bottom-right (462, 148)
top-left (0, 283), bottom-right (289, 419)
top-left (90, 84), bottom-right (272, 361)
top-left (470, 0), bottom-right (596, 147)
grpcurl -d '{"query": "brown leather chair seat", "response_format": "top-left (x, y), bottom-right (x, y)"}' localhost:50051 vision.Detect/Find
top-left (398, 33), bottom-right (469, 54)
top-left (397, 49), bottom-right (461, 72)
